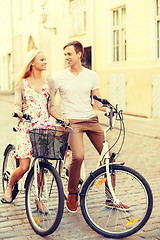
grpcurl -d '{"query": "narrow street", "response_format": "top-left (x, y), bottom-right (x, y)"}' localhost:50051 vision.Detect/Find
top-left (0, 96), bottom-right (160, 240)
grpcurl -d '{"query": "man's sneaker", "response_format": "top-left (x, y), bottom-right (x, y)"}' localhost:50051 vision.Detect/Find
top-left (66, 194), bottom-right (78, 213)
top-left (105, 200), bottom-right (130, 211)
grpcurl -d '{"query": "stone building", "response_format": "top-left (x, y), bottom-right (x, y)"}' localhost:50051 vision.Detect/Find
top-left (0, 0), bottom-right (160, 118)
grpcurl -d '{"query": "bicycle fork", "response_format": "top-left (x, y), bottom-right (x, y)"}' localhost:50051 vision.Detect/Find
top-left (100, 141), bottom-right (120, 204)
top-left (34, 159), bottom-right (48, 201)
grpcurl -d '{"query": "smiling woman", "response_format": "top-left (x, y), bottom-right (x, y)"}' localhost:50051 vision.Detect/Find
top-left (25, 52), bottom-right (47, 94)
top-left (1, 49), bottom-right (67, 204)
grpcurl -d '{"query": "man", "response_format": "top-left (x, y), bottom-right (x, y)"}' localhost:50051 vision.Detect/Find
top-left (54, 41), bottom-right (129, 212)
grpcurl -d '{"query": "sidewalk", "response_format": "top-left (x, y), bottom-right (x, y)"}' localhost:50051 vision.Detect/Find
top-left (96, 110), bottom-right (160, 139)
top-left (0, 94), bottom-right (160, 139)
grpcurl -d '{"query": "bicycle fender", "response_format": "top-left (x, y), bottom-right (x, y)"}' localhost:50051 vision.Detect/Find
top-left (4, 144), bottom-right (16, 157)
top-left (24, 161), bottom-right (53, 189)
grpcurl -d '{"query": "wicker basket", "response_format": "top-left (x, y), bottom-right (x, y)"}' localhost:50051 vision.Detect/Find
top-left (29, 128), bottom-right (69, 160)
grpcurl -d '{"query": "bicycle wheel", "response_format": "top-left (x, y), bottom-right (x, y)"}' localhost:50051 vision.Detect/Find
top-left (25, 162), bottom-right (64, 236)
top-left (80, 165), bottom-right (153, 238)
top-left (2, 144), bottom-right (18, 192)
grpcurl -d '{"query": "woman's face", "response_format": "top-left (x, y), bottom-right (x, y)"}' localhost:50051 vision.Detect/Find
top-left (32, 52), bottom-right (47, 71)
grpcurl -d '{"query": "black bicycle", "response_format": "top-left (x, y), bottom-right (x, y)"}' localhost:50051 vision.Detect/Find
top-left (2, 114), bottom-right (69, 236)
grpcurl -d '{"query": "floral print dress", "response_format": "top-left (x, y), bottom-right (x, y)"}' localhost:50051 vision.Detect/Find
top-left (16, 78), bottom-right (49, 159)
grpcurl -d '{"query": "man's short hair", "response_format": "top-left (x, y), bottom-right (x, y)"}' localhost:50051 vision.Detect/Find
top-left (63, 41), bottom-right (84, 59)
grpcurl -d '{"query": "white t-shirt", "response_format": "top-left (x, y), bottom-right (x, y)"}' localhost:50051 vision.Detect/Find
top-left (54, 67), bottom-right (99, 119)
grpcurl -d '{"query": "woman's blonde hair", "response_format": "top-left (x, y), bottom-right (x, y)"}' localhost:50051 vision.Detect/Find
top-left (15, 49), bottom-right (42, 86)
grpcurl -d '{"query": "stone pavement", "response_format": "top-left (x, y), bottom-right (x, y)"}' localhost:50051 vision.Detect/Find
top-left (0, 95), bottom-right (160, 240)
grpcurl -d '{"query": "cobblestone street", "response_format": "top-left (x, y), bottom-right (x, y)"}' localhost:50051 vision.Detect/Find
top-left (0, 96), bottom-right (160, 240)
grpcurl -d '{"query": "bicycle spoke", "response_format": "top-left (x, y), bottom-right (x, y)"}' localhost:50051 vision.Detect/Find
top-left (25, 163), bottom-right (64, 236)
top-left (80, 165), bottom-right (153, 238)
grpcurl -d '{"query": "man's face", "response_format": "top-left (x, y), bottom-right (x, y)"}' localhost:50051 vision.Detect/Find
top-left (64, 45), bottom-right (81, 67)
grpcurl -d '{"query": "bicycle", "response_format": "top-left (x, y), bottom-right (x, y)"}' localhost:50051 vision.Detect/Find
top-left (2, 96), bottom-right (153, 238)
top-left (55, 95), bottom-right (153, 239)
top-left (2, 114), bottom-right (70, 236)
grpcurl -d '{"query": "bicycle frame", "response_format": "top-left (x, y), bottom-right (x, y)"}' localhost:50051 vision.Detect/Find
top-left (33, 158), bottom-right (49, 201)
top-left (79, 113), bottom-right (120, 203)
top-left (34, 158), bottom-right (40, 199)
top-left (98, 114), bottom-right (119, 202)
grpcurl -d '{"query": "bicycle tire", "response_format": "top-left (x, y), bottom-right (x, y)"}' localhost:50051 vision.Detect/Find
top-left (80, 165), bottom-right (153, 238)
top-left (2, 144), bottom-right (17, 192)
top-left (25, 162), bottom-right (64, 236)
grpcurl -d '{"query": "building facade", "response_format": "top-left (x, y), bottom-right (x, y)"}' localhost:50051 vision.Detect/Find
top-left (0, 0), bottom-right (160, 118)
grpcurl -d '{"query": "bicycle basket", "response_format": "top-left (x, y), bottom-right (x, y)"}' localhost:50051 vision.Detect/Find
top-left (29, 128), bottom-right (69, 160)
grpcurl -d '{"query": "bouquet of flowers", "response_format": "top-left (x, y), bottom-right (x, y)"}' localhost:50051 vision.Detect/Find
top-left (33, 117), bottom-right (56, 129)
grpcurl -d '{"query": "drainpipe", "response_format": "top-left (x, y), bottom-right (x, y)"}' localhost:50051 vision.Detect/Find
top-left (10, 0), bottom-right (15, 93)
top-left (91, 0), bottom-right (95, 71)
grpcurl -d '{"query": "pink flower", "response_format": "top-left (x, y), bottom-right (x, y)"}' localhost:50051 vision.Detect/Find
top-left (42, 88), bottom-right (45, 92)
top-left (30, 98), bottom-right (34, 102)
top-left (37, 112), bottom-right (40, 118)
top-left (32, 122), bottom-right (35, 127)
top-left (26, 129), bottom-right (30, 134)
top-left (44, 93), bottom-right (47, 98)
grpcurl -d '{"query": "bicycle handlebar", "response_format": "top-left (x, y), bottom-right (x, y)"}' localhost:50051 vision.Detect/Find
top-left (93, 95), bottom-right (118, 129)
top-left (56, 118), bottom-right (72, 130)
top-left (56, 118), bottom-right (66, 127)
top-left (12, 112), bottom-right (32, 121)
top-left (93, 95), bottom-right (111, 106)
top-left (12, 113), bottom-right (71, 129)
top-left (93, 95), bottom-right (125, 157)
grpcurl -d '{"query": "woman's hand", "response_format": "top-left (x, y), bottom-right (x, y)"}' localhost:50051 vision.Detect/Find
top-left (22, 103), bottom-right (28, 112)
top-left (50, 110), bottom-right (70, 126)
top-left (61, 117), bottom-right (69, 126)
top-left (15, 111), bottom-right (23, 118)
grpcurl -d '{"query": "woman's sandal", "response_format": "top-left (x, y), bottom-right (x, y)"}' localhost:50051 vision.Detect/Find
top-left (12, 183), bottom-right (19, 201)
top-left (1, 183), bottom-right (19, 204)
top-left (1, 195), bottom-right (12, 204)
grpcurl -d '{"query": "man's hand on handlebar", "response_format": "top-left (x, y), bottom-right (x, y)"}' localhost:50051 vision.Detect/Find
top-left (104, 107), bottom-right (110, 118)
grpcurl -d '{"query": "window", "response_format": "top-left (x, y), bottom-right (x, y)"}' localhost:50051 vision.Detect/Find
top-left (82, 47), bottom-right (91, 69)
top-left (69, 0), bottom-right (87, 36)
top-left (156, 0), bottom-right (160, 58)
top-left (112, 6), bottom-right (126, 62)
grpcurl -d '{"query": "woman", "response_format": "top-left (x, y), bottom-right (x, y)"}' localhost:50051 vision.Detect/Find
top-left (1, 49), bottom-right (66, 204)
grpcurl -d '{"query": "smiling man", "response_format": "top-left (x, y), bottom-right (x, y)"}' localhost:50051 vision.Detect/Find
top-left (54, 41), bottom-right (111, 212)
